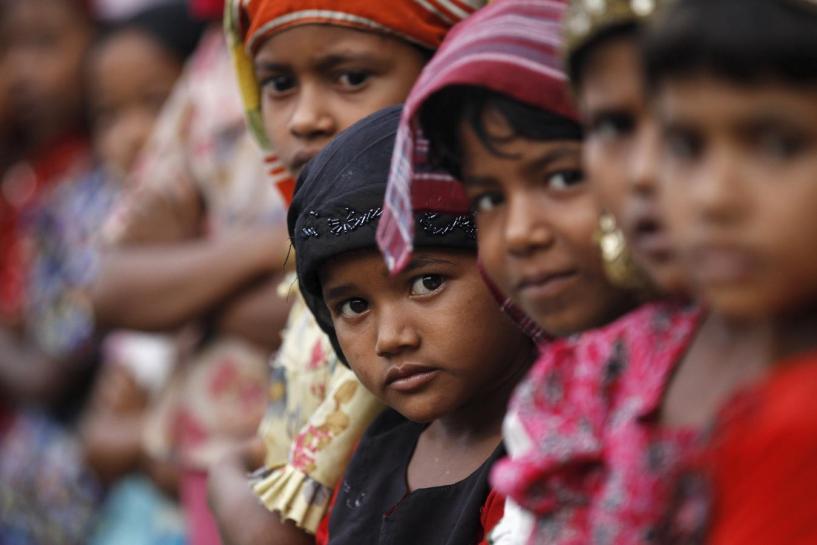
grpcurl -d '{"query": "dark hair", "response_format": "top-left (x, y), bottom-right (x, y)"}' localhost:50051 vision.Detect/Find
top-left (644, 0), bottom-right (817, 90)
top-left (567, 22), bottom-right (639, 91)
top-left (96, 1), bottom-right (205, 63)
top-left (419, 85), bottom-right (583, 180)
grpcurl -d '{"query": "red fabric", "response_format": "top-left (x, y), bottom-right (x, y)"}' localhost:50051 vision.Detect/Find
top-left (491, 302), bottom-right (704, 544)
top-left (314, 480), bottom-right (342, 545)
top-left (0, 136), bottom-right (89, 323)
top-left (190, 0), bottom-right (225, 21)
top-left (477, 490), bottom-right (506, 545)
top-left (707, 355), bottom-right (817, 545)
top-left (239, 0), bottom-right (484, 55)
top-left (181, 470), bottom-right (223, 545)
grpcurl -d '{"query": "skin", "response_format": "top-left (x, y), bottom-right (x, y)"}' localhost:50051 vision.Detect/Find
top-left (3, 0), bottom-right (91, 151)
top-left (322, 249), bottom-right (534, 489)
top-left (0, 0), bottom-right (92, 401)
top-left (574, 36), bottom-right (773, 429)
top-left (90, 30), bottom-right (183, 175)
top-left (578, 36), bottom-right (687, 295)
top-left (210, 24), bottom-right (429, 545)
top-left (254, 24), bottom-right (427, 176)
top-left (657, 75), bottom-right (817, 361)
top-left (458, 108), bottom-right (634, 336)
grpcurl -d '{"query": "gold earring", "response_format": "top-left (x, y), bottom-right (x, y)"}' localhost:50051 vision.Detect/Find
top-left (595, 212), bottom-right (649, 291)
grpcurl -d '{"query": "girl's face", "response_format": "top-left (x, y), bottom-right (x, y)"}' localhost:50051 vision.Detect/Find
top-left (253, 24), bottom-right (427, 177)
top-left (90, 30), bottom-right (183, 175)
top-left (3, 0), bottom-right (90, 146)
top-left (578, 35), bottom-right (687, 295)
top-left (322, 249), bottom-right (533, 423)
top-left (458, 108), bottom-right (632, 336)
top-left (657, 75), bottom-right (817, 320)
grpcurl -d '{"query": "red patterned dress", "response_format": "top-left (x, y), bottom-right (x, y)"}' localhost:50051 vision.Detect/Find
top-left (491, 302), bottom-right (704, 545)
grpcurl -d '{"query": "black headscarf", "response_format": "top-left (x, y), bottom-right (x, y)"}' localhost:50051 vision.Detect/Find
top-left (288, 105), bottom-right (477, 364)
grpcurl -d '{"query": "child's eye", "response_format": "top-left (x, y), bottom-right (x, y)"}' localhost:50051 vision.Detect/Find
top-left (546, 169), bottom-right (585, 191)
top-left (470, 192), bottom-right (503, 214)
top-left (589, 112), bottom-right (636, 142)
top-left (262, 74), bottom-right (297, 96)
top-left (665, 129), bottom-right (703, 162)
top-left (337, 70), bottom-right (371, 90)
top-left (338, 298), bottom-right (369, 317)
top-left (755, 130), bottom-right (806, 161)
top-left (410, 274), bottom-right (445, 296)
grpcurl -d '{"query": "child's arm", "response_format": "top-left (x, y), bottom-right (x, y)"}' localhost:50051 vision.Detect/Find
top-left (207, 438), bottom-right (314, 545)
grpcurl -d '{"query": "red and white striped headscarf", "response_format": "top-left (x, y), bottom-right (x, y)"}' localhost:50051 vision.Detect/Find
top-left (377, 0), bottom-right (577, 273)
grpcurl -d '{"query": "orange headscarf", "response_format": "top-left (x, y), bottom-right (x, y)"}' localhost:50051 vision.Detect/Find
top-left (237, 0), bottom-right (483, 54)
top-left (224, 0), bottom-right (485, 203)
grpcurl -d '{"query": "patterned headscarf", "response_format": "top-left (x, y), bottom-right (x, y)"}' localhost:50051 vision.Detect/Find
top-left (377, 0), bottom-right (578, 273)
top-left (288, 106), bottom-right (477, 364)
top-left (224, 0), bottom-right (486, 203)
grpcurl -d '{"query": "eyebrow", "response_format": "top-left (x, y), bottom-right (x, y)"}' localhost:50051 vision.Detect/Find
top-left (323, 282), bottom-right (358, 304)
top-left (314, 52), bottom-right (386, 72)
top-left (401, 256), bottom-right (457, 274)
top-left (254, 51), bottom-right (386, 74)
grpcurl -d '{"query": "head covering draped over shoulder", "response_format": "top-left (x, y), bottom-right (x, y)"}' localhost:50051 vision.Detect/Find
top-left (224, 0), bottom-right (487, 203)
top-left (377, 0), bottom-right (578, 273)
top-left (288, 106), bottom-right (476, 364)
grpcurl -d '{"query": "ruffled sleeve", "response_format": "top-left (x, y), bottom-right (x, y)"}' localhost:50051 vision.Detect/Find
top-left (251, 298), bottom-right (384, 533)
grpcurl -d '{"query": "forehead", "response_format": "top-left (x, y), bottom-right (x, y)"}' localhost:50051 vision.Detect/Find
top-left (578, 36), bottom-right (643, 110)
top-left (253, 24), bottom-right (400, 66)
top-left (658, 75), bottom-right (817, 126)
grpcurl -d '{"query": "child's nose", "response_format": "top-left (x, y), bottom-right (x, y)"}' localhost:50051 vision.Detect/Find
top-left (374, 308), bottom-right (420, 358)
top-left (505, 193), bottom-right (555, 257)
top-left (288, 84), bottom-right (336, 140)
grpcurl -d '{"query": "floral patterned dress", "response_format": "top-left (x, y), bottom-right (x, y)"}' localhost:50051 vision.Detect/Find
top-left (491, 302), bottom-right (704, 545)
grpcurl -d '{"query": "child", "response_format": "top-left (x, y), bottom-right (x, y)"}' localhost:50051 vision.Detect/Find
top-left (89, 1), bottom-right (204, 177)
top-left (644, 0), bottom-right (817, 542)
top-left (208, 3), bottom-right (485, 545)
top-left (290, 105), bottom-right (536, 545)
top-left (381, 1), bottom-right (708, 543)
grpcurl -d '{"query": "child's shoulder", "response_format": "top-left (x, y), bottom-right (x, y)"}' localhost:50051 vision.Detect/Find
top-left (528, 300), bottom-right (701, 383)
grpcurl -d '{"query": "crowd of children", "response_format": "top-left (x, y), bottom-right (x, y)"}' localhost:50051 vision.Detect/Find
top-left (0, 0), bottom-right (815, 544)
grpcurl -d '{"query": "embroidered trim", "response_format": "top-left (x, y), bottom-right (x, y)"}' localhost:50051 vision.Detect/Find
top-left (301, 209), bottom-right (475, 241)
top-left (417, 213), bottom-right (477, 239)
top-left (328, 207), bottom-right (382, 236)
top-left (300, 207), bottom-right (383, 240)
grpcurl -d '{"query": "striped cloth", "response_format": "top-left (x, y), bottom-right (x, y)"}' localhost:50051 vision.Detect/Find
top-left (224, 0), bottom-right (486, 204)
top-left (377, 0), bottom-right (577, 273)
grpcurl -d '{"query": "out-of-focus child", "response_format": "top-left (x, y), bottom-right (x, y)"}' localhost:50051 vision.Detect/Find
top-left (644, 0), bottom-right (817, 542)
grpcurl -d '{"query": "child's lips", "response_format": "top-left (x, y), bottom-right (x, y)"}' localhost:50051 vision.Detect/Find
top-left (689, 243), bottom-right (757, 284)
top-left (384, 364), bottom-right (440, 393)
top-left (629, 217), bottom-right (674, 262)
top-left (515, 269), bottom-right (578, 300)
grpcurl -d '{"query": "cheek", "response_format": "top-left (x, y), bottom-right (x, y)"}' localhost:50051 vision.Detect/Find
top-left (261, 96), bottom-right (294, 146)
top-left (660, 175), bottom-right (694, 246)
top-left (476, 214), bottom-right (513, 293)
top-left (336, 328), bottom-right (382, 392)
top-left (584, 139), bottom-right (631, 218)
top-left (554, 197), bottom-right (603, 266)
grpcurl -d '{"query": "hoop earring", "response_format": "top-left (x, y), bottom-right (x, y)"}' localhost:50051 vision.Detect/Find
top-left (595, 212), bottom-right (649, 291)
